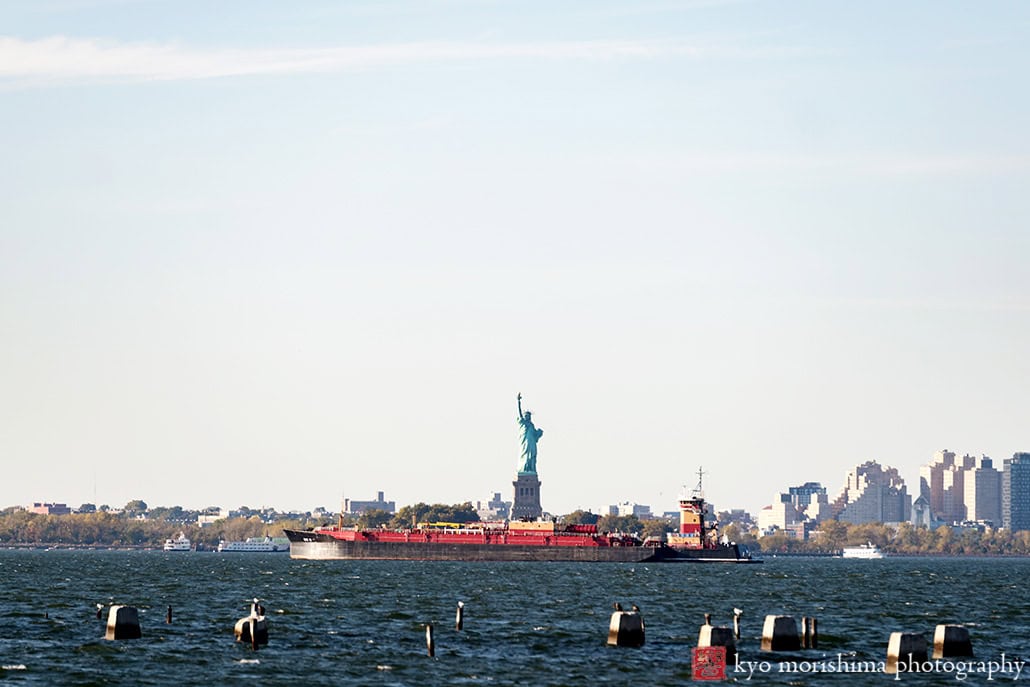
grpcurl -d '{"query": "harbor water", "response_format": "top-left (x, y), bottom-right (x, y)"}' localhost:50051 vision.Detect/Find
top-left (0, 551), bottom-right (1026, 685)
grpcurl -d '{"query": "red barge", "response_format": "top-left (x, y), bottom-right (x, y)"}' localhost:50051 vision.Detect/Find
top-left (284, 484), bottom-right (757, 563)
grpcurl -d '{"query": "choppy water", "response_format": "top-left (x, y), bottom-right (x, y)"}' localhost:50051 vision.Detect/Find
top-left (0, 551), bottom-right (1026, 685)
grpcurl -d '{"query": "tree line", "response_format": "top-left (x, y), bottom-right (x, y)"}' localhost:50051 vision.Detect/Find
top-left (0, 503), bottom-right (672, 547)
top-left (728, 521), bottom-right (1030, 556)
top-left (0, 509), bottom-right (317, 548)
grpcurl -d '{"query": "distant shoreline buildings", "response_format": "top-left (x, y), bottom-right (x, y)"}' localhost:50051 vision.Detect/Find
top-left (343, 491), bottom-right (396, 516)
top-left (757, 449), bottom-right (1030, 540)
top-left (28, 502), bottom-right (71, 516)
top-left (14, 448), bottom-right (1030, 539)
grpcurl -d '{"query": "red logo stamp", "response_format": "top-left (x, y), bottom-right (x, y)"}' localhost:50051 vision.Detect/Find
top-left (693, 646), bottom-right (727, 681)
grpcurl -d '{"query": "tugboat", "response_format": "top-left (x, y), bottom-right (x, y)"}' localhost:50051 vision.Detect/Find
top-left (658, 469), bottom-right (756, 562)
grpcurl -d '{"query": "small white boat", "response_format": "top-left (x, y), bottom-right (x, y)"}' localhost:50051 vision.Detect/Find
top-left (218, 536), bottom-right (290, 553)
top-left (842, 543), bottom-right (884, 559)
top-left (163, 532), bottom-right (191, 552)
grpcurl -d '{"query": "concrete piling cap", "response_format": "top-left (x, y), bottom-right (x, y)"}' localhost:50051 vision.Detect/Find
top-left (760, 615), bottom-right (800, 652)
top-left (886, 632), bottom-right (928, 674)
top-left (933, 625), bottom-right (973, 658)
top-left (607, 605), bottom-right (645, 648)
top-left (105, 605), bottom-right (142, 641)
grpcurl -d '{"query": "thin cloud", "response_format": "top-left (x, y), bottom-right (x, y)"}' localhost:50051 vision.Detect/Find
top-left (330, 115), bottom-right (455, 138)
top-left (0, 35), bottom-right (697, 88)
top-left (574, 0), bottom-right (753, 20)
top-left (633, 151), bottom-right (1030, 177)
top-left (839, 296), bottom-right (1030, 314)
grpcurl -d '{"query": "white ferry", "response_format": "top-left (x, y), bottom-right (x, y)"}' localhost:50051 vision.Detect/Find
top-left (842, 543), bottom-right (884, 559)
top-left (163, 532), bottom-right (192, 552)
top-left (218, 536), bottom-right (290, 553)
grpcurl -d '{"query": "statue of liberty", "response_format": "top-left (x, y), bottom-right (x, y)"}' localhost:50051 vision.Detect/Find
top-left (516, 393), bottom-right (543, 474)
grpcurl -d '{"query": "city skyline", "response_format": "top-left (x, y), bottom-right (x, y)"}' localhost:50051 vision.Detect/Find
top-left (2, 2), bottom-right (1028, 517)
top-left (10, 446), bottom-right (1028, 524)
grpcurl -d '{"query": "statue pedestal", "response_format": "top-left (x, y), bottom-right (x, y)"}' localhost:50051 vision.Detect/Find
top-left (511, 473), bottom-right (542, 520)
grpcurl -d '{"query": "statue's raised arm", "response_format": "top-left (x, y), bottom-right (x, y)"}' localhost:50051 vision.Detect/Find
top-left (515, 393), bottom-right (541, 474)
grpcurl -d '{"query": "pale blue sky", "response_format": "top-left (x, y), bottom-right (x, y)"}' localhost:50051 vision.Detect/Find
top-left (2, 1), bottom-right (1028, 516)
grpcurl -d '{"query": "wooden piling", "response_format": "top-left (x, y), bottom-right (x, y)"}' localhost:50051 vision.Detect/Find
top-left (801, 617), bottom-right (818, 648)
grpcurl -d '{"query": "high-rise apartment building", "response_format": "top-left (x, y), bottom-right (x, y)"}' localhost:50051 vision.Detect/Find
top-left (758, 493), bottom-right (800, 532)
top-left (1003, 453), bottom-right (1030, 532)
top-left (964, 456), bottom-right (1002, 525)
top-left (787, 482), bottom-right (829, 523)
top-left (788, 482), bottom-right (825, 508)
top-left (832, 461), bottom-right (911, 524)
top-left (919, 450), bottom-right (977, 523)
